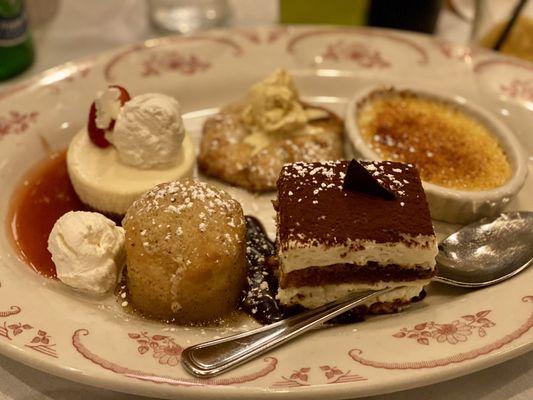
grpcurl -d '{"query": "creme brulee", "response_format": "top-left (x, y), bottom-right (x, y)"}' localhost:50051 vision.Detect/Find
top-left (357, 89), bottom-right (511, 191)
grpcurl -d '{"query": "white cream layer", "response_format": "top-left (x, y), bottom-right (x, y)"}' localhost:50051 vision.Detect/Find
top-left (279, 236), bottom-right (438, 274)
top-left (48, 211), bottom-right (125, 294)
top-left (277, 279), bottom-right (430, 309)
top-left (67, 129), bottom-right (195, 215)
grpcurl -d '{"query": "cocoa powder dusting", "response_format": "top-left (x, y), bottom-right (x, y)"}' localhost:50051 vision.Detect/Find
top-left (276, 160), bottom-right (434, 248)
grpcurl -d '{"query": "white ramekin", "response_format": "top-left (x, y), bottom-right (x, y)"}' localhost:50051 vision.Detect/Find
top-left (345, 86), bottom-right (528, 224)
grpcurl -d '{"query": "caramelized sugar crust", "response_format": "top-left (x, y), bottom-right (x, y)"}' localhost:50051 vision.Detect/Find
top-left (357, 89), bottom-right (511, 191)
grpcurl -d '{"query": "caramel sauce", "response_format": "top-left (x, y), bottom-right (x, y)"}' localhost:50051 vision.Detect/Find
top-left (8, 151), bottom-right (88, 278)
top-left (357, 90), bottom-right (512, 191)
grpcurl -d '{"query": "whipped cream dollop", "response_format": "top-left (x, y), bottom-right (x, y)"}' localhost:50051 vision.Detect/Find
top-left (95, 87), bottom-right (122, 130)
top-left (48, 211), bottom-right (125, 294)
top-left (107, 93), bottom-right (185, 169)
top-left (242, 69), bottom-right (308, 134)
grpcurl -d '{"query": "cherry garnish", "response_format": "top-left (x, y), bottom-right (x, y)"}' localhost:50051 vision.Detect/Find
top-left (87, 85), bottom-right (131, 148)
top-left (87, 102), bottom-right (109, 148)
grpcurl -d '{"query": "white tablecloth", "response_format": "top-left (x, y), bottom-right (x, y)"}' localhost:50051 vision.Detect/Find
top-left (0, 1), bottom-right (531, 399)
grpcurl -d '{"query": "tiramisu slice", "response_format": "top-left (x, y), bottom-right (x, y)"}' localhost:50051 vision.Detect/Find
top-left (275, 160), bottom-right (438, 315)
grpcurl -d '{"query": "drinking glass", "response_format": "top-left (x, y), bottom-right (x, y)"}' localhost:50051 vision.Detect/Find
top-left (147, 0), bottom-right (231, 34)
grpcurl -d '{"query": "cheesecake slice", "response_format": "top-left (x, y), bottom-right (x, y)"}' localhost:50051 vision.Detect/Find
top-left (67, 129), bottom-right (195, 216)
top-left (275, 160), bottom-right (438, 315)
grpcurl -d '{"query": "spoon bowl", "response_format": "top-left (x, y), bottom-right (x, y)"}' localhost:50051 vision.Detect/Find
top-left (435, 211), bottom-right (533, 287)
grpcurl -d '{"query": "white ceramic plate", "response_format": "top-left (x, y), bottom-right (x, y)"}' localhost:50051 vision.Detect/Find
top-left (0, 25), bottom-right (531, 399)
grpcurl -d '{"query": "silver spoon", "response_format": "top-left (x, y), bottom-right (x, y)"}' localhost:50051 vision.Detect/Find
top-left (181, 211), bottom-right (533, 378)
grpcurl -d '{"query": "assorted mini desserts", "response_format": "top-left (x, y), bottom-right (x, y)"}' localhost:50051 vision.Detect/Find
top-left (8, 85), bottom-right (251, 325)
top-left (355, 87), bottom-right (511, 191)
top-left (275, 160), bottom-right (438, 313)
top-left (123, 180), bottom-right (246, 324)
top-left (198, 69), bottom-right (344, 192)
top-left (14, 76), bottom-right (499, 328)
top-left (67, 86), bottom-right (196, 216)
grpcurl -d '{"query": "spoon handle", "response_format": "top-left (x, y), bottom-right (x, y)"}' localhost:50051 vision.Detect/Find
top-left (181, 287), bottom-right (395, 377)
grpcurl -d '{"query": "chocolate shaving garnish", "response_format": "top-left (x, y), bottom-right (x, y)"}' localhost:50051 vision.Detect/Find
top-left (342, 159), bottom-right (396, 200)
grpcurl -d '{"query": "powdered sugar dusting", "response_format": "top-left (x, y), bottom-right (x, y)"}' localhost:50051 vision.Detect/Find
top-left (127, 179), bottom-right (243, 240)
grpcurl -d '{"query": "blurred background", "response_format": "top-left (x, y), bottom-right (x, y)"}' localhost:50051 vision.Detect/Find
top-left (1, 0), bottom-right (532, 84)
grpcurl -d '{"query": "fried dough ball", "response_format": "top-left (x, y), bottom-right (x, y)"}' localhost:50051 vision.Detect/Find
top-left (123, 179), bottom-right (246, 324)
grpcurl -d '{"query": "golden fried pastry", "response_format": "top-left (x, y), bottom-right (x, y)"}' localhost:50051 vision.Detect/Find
top-left (123, 179), bottom-right (246, 324)
top-left (198, 69), bottom-right (344, 192)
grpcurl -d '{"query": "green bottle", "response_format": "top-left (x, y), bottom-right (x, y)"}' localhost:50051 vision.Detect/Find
top-left (0, 0), bottom-right (34, 80)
